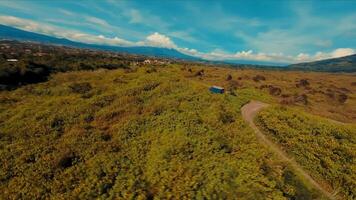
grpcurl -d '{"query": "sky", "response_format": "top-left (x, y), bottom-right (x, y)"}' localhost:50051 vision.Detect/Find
top-left (0, 0), bottom-right (355, 63)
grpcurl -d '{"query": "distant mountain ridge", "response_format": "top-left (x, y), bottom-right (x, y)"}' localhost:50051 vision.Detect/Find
top-left (1, 24), bottom-right (355, 72)
top-left (288, 54), bottom-right (356, 72)
top-left (0, 24), bottom-right (199, 60)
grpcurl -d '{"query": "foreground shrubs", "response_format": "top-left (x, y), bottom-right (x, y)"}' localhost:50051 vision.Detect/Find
top-left (0, 66), bottom-right (322, 199)
top-left (257, 106), bottom-right (356, 199)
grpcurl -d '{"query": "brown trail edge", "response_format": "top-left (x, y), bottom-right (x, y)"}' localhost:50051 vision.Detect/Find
top-left (241, 100), bottom-right (338, 200)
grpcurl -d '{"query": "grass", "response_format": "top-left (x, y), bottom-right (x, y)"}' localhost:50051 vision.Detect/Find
top-left (0, 64), bottom-right (332, 199)
top-left (256, 106), bottom-right (356, 199)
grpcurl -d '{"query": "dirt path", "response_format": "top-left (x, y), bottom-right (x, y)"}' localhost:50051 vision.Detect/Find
top-left (241, 101), bottom-right (338, 200)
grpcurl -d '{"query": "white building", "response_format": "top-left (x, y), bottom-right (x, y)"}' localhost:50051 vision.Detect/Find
top-left (7, 59), bottom-right (18, 62)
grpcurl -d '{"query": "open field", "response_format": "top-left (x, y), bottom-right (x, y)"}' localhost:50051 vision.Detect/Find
top-left (1, 45), bottom-right (355, 199)
top-left (1, 63), bottom-right (344, 199)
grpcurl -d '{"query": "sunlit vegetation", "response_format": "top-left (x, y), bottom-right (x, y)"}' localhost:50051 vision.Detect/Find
top-left (1, 41), bottom-right (355, 199)
top-left (257, 106), bottom-right (356, 199)
top-left (0, 64), bottom-right (329, 199)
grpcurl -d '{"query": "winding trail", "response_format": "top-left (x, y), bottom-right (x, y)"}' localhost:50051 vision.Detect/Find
top-left (241, 101), bottom-right (338, 200)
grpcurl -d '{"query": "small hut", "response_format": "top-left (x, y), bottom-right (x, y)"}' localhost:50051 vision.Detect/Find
top-left (209, 86), bottom-right (224, 94)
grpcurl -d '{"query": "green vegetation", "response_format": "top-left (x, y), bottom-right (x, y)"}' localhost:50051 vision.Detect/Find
top-left (257, 106), bottom-right (356, 199)
top-left (1, 41), bottom-right (355, 199)
top-left (0, 64), bottom-right (327, 199)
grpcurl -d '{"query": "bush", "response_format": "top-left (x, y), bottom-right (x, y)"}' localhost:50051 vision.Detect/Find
top-left (268, 86), bottom-right (282, 96)
top-left (68, 82), bottom-right (92, 94)
top-left (296, 79), bottom-right (310, 88)
top-left (252, 75), bottom-right (266, 82)
top-left (0, 62), bottom-right (50, 87)
top-left (257, 106), bottom-right (356, 199)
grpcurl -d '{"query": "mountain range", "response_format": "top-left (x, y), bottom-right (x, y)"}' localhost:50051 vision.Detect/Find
top-left (0, 24), bottom-right (198, 60)
top-left (288, 54), bottom-right (356, 72)
top-left (1, 24), bottom-right (355, 72)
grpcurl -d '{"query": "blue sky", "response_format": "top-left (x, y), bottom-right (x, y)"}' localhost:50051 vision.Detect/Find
top-left (0, 0), bottom-right (355, 63)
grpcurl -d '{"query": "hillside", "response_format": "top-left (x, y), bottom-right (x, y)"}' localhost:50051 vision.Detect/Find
top-left (288, 54), bottom-right (356, 72)
top-left (1, 42), bottom-right (355, 199)
top-left (0, 65), bottom-right (327, 199)
top-left (257, 106), bottom-right (356, 199)
top-left (0, 24), bottom-right (198, 60)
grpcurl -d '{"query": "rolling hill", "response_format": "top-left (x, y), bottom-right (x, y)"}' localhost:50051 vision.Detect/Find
top-left (288, 54), bottom-right (356, 72)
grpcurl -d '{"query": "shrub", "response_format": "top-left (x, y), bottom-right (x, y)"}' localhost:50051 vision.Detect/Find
top-left (268, 86), bottom-right (282, 96)
top-left (338, 93), bottom-right (348, 104)
top-left (294, 94), bottom-right (308, 105)
top-left (69, 82), bottom-right (92, 94)
top-left (194, 69), bottom-right (204, 77)
top-left (296, 79), bottom-right (310, 88)
top-left (57, 153), bottom-right (80, 169)
top-left (252, 75), bottom-right (266, 82)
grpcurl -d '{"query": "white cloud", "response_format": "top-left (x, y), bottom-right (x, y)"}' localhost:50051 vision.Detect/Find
top-left (0, 15), bottom-right (354, 64)
top-left (330, 48), bottom-right (354, 58)
top-left (0, 15), bottom-right (134, 46)
top-left (138, 32), bottom-right (177, 49)
top-left (85, 16), bottom-right (110, 27)
top-left (179, 48), bottom-right (355, 64)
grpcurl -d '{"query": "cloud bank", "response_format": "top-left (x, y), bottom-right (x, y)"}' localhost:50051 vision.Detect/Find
top-left (0, 15), bottom-right (354, 64)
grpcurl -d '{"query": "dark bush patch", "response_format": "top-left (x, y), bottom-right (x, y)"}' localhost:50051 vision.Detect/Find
top-left (226, 74), bottom-right (232, 81)
top-left (58, 154), bottom-right (79, 169)
top-left (351, 82), bottom-right (356, 86)
top-left (0, 62), bottom-right (50, 89)
top-left (283, 169), bottom-right (318, 200)
top-left (338, 93), bottom-right (348, 104)
top-left (100, 183), bottom-right (114, 195)
top-left (219, 143), bottom-right (232, 153)
top-left (146, 67), bottom-right (157, 73)
top-left (227, 80), bottom-right (242, 90)
top-left (219, 111), bottom-right (235, 124)
top-left (142, 82), bottom-right (160, 91)
top-left (296, 79), bottom-right (310, 88)
top-left (338, 87), bottom-right (350, 93)
top-left (79, 63), bottom-right (94, 70)
top-left (260, 85), bottom-right (282, 96)
top-left (325, 89), bottom-right (335, 99)
top-left (252, 75), bottom-right (266, 82)
top-left (101, 134), bottom-right (112, 141)
top-left (268, 86), bottom-right (282, 96)
top-left (50, 118), bottom-right (65, 132)
top-left (22, 154), bottom-right (36, 164)
top-left (194, 69), bottom-right (204, 77)
top-left (93, 95), bottom-right (116, 108)
top-left (84, 115), bottom-right (94, 123)
top-left (294, 94), bottom-right (308, 105)
top-left (68, 82), bottom-right (92, 94)
top-left (0, 96), bottom-right (18, 104)
top-left (280, 98), bottom-right (294, 105)
top-left (113, 77), bottom-right (127, 84)
top-left (100, 63), bottom-right (129, 70)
